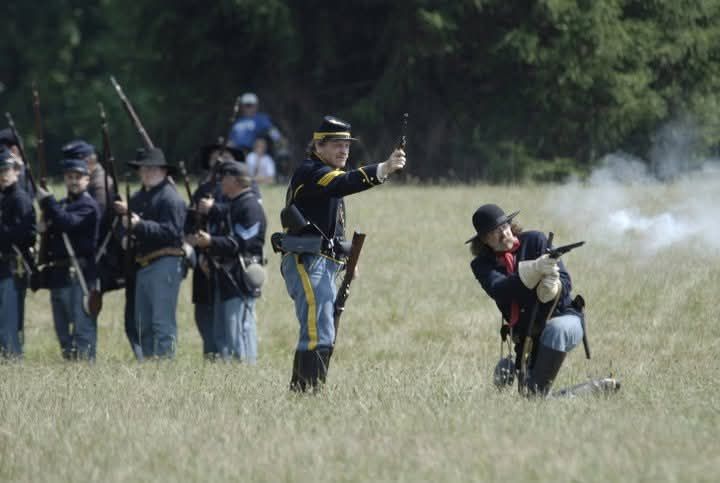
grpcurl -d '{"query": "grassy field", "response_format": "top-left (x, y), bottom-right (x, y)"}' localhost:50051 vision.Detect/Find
top-left (1, 177), bottom-right (719, 482)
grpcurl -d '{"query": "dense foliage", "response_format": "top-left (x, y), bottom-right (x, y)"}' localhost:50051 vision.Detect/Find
top-left (3, 0), bottom-right (720, 180)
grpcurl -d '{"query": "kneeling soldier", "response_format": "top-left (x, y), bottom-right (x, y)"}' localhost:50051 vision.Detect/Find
top-left (36, 158), bottom-right (101, 360)
top-left (191, 160), bottom-right (266, 362)
top-left (114, 148), bottom-right (187, 359)
top-left (279, 115), bottom-right (405, 392)
top-left (468, 204), bottom-right (589, 396)
top-left (0, 148), bottom-right (36, 358)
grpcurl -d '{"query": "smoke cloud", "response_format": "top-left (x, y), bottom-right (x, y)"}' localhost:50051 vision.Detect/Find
top-left (546, 118), bottom-right (720, 256)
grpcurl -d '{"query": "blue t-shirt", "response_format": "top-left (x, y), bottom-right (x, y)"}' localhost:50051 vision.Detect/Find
top-left (227, 113), bottom-right (279, 151)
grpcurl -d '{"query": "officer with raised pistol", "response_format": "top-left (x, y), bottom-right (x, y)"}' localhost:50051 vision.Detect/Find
top-left (114, 148), bottom-right (187, 359)
top-left (277, 115), bottom-right (405, 392)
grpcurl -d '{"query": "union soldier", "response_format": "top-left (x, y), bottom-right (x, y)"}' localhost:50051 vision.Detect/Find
top-left (0, 147), bottom-right (36, 358)
top-left (61, 140), bottom-right (114, 213)
top-left (184, 143), bottom-right (240, 358)
top-left (35, 158), bottom-right (101, 360)
top-left (468, 204), bottom-right (586, 396)
top-left (278, 115), bottom-right (406, 392)
top-left (189, 160), bottom-right (266, 362)
top-left (114, 148), bottom-right (187, 359)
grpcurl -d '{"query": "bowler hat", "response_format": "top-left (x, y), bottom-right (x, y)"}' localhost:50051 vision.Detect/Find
top-left (313, 116), bottom-right (357, 142)
top-left (61, 139), bottom-right (95, 159)
top-left (465, 204), bottom-right (519, 244)
top-left (127, 147), bottom-right (177, 174)
top-left (0, 128), bottom-right (18, 147)
top-left (60, 158), bottom-right (90, 175)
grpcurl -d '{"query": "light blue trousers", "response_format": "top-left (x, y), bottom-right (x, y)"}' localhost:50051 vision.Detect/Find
top-left (540, 313), bottom-right (584, 352)
top-left (50, 279), bottom-right (98, 360)
top-left (281, 254), bottom-right (341, 351)
top-left (134, 256), bottom-right (183, 358)
top-left (213, 291), bottom-right (257, 363)
top-left (0, 276), bottom-right (22, 357)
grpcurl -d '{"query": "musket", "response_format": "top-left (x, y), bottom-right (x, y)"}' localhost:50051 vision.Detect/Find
top-left (30, 87), bottom-right (52, 270)
top-left (333, 231), bottom-right (366, 344)
top-left (124, 174), bottom-right (136, 280)
top-left (95, 103), bottom-right (122, 264)
top-left (109, 76), bottom-right (155, 149)
top-left (517, 235), bottom-right (586, 391)
top-left (222, 96), bottom-right (242, 150)
top-left (98, 102), bottom-right (120, 202)
top-left (31, 83), bottom-right (48, 188)
top-left (518, 234), bottom-right (585, 394)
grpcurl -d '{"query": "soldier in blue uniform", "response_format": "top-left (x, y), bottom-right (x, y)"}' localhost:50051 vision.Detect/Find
top-left (185, 144), bottom-right (242, 358)
top-left (60, 140), bottom-right (114, 214)
top-left (36, 158), bottom-right (101, 360)
top-left (278, 115), bottom-right (406, 391)
top-left (0, 147), bottom-right (36, 358)
top-left (114, 148), bottom-right (187, 359)
top-left (468, 204), bottom-right (585, 396)
top-left (190, 160), bottom-right (266, 362)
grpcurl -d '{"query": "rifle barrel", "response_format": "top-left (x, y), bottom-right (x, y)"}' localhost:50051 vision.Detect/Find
top-left (110, 76), bottom-right (155, 149)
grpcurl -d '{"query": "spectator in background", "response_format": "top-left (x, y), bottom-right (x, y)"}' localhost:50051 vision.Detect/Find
top-left (227, 92), bottom-right (284, 153)
top-left (245, 136), bottom-right (276, 184)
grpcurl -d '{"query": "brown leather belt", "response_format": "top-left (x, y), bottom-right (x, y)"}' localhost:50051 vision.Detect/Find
top-left (135, 247), bottom-right (185, 267)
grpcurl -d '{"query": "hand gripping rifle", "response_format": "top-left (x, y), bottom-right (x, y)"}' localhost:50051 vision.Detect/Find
top-left (333, 231), bottom-right (366, 344)
top-left (518, 234), bottom-right (585, 394)
top-left (109, 76), bottom-right (155, 149)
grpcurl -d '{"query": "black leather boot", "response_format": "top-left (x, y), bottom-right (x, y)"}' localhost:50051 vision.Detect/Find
top-left (527, 345), bottom-right (566, 397)
top-left (289, 350), bottom-right (307, 392)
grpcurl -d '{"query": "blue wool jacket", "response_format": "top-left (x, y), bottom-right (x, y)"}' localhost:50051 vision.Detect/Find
top-left (287, 154), bottom-right (382, 242)
top-left (128, 179), bottom-right (187, 258)
top-left (41, 190), bottom-right (101, 288)
top-left (471, 230), bottom-right (575, 337)
top-left (0, 182), bottom-right (37, 280)
top-left (208, 189), bottom-right (266, 300)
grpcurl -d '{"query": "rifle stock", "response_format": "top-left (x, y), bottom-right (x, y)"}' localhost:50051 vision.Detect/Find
top-left (333, 231), bottom-right (366, 344)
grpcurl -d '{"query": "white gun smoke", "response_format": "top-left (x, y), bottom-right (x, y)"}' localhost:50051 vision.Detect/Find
top-left (546, 118), bottom-right (720, 256)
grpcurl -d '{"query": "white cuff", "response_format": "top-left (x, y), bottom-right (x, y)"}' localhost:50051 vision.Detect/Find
top-left (518, 260), bottom-right (542, 289)
top-left (376, 162), bottom-right (389, 182)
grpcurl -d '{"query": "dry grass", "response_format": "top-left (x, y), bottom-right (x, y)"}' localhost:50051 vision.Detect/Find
top-left (1, 179), bottom-right (719, 482)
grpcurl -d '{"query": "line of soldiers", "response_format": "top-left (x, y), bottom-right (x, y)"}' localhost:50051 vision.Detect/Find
top-left (0, 125), bottom-right (267, 364)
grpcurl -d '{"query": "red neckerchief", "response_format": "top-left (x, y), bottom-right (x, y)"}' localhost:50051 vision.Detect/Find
top-left (496, 238), bottom-right (521, 327)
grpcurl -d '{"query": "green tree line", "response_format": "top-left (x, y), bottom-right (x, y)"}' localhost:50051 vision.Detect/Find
top-left (3, 0), bottom-right (720, 181)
